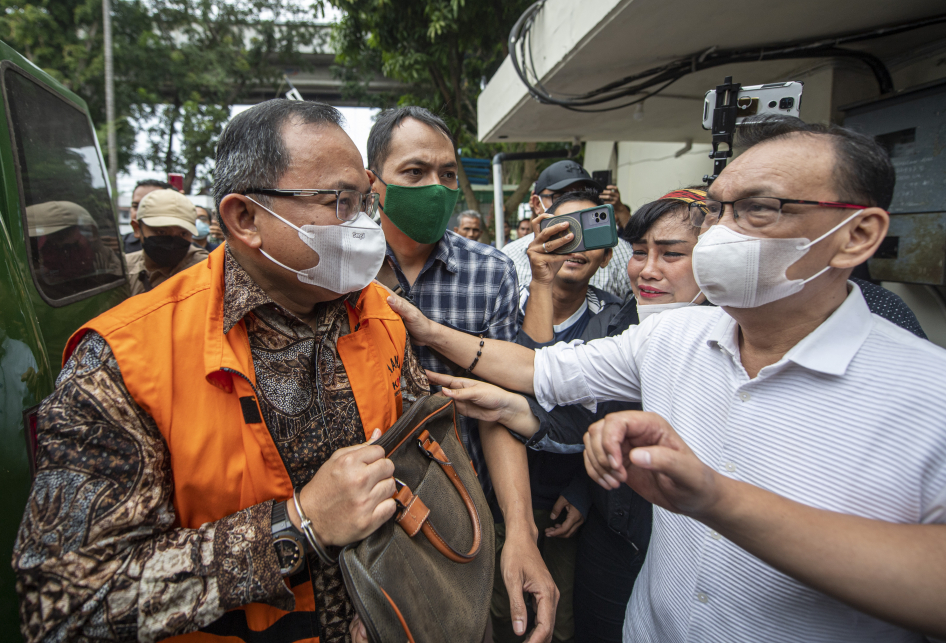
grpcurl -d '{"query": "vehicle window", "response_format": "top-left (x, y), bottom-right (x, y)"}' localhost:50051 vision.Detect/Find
top-left (4, 67), bottom-right (124, 303)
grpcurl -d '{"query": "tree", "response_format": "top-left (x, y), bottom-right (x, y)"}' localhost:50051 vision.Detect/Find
top-left (331, 0), bottom-right (567, 235)
top-left (1, 0), bottom-right (326, 194)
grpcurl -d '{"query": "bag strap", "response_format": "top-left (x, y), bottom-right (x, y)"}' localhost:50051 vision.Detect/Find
top-left (391, 430), bottom-right (482, 564)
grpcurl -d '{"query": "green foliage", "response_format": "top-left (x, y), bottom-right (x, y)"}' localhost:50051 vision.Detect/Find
top-left (1, 0), bottom-right (326, 193)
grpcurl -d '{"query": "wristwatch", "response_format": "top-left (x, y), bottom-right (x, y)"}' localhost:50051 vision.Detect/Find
top-left (271, 500), bottom-right (307, 576)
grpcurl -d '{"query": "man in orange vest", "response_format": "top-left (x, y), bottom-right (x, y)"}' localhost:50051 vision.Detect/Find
top-left (13, 100), bottom-right (430, 643)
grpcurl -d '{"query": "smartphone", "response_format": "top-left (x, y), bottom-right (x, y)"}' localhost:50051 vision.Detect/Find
top-left (539, 203), bottom-right (618, 254)
top-left (168, 173), bottom-right (184, 192)
top-left (592, 169), bottom-right (613, 189)
top-left (702, 81), bottom-right (803, 130)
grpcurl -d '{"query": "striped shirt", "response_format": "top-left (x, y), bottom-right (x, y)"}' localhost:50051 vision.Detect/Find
top-left (501, 233), bottom-right (634, 299)
top-left (385, 230), bottom-right (519, 495)
top-left (533, 282), bottom-right (946, 643)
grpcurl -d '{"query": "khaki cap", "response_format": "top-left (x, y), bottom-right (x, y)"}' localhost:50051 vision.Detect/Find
top-left (137, 189), bottom-right (198, 236)
top-left (26, 201), bottom-right (95, 237)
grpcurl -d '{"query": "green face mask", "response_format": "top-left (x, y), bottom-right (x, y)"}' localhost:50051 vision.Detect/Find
top-left (377, 179), bottom-right (460, 245)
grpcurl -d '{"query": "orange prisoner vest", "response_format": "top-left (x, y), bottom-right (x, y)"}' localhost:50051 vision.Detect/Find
top-left (64, 245), bottom-right (406, 643)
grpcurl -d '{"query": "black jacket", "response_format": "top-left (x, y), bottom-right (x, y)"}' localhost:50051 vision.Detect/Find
top-left (522, 296), bottom-right (653, 550)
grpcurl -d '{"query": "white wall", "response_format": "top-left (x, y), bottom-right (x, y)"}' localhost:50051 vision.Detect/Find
top-left (616, 141), bottom-right (713, 211)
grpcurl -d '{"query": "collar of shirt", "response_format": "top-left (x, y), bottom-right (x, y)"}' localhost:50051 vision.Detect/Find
top-left (706, 280), bottom-right (873, 377)
top-left (385, 230), bottom-right (460, 286)
top-left (221, 247), bottom-right (356, 335)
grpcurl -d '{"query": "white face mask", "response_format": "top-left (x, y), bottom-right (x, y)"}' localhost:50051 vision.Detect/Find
top-left (247, 197), bottom-right (387, 294)
top-left (636, 290), bottom-right (703, 322)
top-left (691, 210), bottom-right (862, 308)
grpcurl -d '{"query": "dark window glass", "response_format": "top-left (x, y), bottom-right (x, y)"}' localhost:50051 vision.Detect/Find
top-left (5, 68), bottom-right (124, 302)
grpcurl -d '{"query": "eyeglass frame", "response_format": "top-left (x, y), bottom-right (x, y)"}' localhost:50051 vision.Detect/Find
top-left (242, 188), bottom-right (380, 222)
top-left (688, 197), bottom-right (872, 230)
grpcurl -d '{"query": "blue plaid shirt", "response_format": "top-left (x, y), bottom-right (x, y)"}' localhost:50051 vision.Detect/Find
top-left (385, 230), bottom-right (520, 497)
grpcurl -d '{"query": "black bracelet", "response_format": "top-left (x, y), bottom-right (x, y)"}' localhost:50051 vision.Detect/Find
top-left (466, 336), bottom-right (485, 374)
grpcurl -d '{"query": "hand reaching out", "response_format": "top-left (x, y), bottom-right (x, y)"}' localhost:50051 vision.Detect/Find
top-left (583, 410), bottom-right (722, 520)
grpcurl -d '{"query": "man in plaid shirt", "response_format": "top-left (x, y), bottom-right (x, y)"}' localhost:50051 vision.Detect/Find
top-left (369, 106), bottom-right (559, 642)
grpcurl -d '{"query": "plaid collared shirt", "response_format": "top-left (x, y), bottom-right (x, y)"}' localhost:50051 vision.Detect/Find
top-left (385, 230), bottom-right (520, 497)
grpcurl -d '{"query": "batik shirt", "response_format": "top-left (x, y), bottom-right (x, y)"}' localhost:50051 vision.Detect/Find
top-left (12, 248), bottom-right (428, 643)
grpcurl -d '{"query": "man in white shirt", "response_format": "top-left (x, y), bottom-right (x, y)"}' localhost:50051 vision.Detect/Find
top-left (387, 115), bottom-right (946, 642)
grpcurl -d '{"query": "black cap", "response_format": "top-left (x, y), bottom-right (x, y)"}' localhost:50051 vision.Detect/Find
top-left (533, 160), bottom-right (600, 195)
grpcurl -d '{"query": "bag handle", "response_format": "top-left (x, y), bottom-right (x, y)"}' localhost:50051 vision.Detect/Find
top-left (391, 430), bottom-right (482, 564)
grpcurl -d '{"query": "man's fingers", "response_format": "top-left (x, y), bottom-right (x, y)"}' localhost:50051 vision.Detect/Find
top-left (524, 583), bottom-right (556, 643)
top-left (365, 428), bottom-right (382, 444)
top-left (504, 572), bottom-right (528, 637)
top-left (425, 370), bottom-right (479, 390)
top-left (369, 497), bottom-right (397, 527)
top-left (549, 495), bottom-right (568, 520)
top-left (364, 457), bottom-right (396, 487)
top-left (366, 475), bottom-right (397, 508)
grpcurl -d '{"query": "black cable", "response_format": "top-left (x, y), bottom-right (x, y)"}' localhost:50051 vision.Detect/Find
top-left (509, 9), bottom-right (946, 109)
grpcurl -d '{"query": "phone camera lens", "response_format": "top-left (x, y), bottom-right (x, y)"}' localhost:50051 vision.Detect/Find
top-left (779, 97), bottom-right (795, 110)
top-left (768, 100), bottom-right (777, 108)
top-left (600, 212), bottom-right (607, 220)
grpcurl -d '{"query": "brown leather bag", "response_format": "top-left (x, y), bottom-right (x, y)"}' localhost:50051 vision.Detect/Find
top-left (339, 394), bottom-right (495, 642)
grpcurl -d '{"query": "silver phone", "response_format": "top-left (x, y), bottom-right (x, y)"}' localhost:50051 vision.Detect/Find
top-left (702, 81), bottom-right (804, 130)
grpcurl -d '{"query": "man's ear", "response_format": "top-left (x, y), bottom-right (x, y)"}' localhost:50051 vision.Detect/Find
top-left (219, 194), bottom-right (262, 250)
top-left (453, 226), bottom-right (460, 233)
top-left (830, 207), bottom-right (890, 270)
top-left (529, 194), bottom-right (543, 217)
top-left (130, 218), bottom-right (141, 240)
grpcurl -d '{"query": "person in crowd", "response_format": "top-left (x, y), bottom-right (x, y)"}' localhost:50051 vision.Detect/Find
top-left (12, 99), bottom-right (433, 643)
top-left (122, 178), bottom-right (173, 252)
top-left (502, 160), bottom-right (634, 299)
top-left (125, 189), bottom-right (209, 295)
top-left (454, 209), bottom-right (484, 241)
top-left (599, 183), bottom-right (632, 230)
top-left (491, 190), bottom-right (619, 643)
top-left (192, 205), bottom-right (222, 252)
top-left (366, 105), bottom-right (558, 642)
top-left (386, 115), bottom-right (946, 642)
top-left (517, 216), bottom-right (533, 240)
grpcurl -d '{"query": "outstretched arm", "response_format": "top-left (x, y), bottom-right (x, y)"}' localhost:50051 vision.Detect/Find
top-left (583, 411), bottom-right (946, 638)
top-left (388, 295), bottom-right (538, 394)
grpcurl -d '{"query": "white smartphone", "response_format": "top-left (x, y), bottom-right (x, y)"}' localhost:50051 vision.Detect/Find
top-left (702, 81), bottom-right (804, 130)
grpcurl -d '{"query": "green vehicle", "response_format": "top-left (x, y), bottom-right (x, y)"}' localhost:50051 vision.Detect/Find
top-left (0, 40), bottom-right (128, 639)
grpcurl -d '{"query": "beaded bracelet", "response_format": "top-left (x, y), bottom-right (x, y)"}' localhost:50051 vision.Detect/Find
top-left (466, 335), bottom-right (485, 374)
top-left (292, 487), bottom-right (338, 565)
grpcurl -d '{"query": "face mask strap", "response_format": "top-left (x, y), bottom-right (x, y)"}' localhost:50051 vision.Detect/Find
top-left (259, 248), bottom-right (308, 278)
top-left (245, 196), bottom-right (314, 240)
top-left (688, 290), bottom-right (703, 304)
top-left (796, 210), bottom-right (864, 251)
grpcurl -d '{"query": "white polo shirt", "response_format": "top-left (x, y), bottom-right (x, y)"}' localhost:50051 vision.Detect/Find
top-left (534, 283), bottom-right (946, 643)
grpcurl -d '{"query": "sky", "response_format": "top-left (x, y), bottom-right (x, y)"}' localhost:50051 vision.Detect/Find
top-left (114, 105), bottom-right (379, 206)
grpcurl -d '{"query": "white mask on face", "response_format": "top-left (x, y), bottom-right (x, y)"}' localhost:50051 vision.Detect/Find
top-left (636, 290), bottom-right (703, 322)
top-left (691, 210), bottom-right (863, 308)
top-left (247, 197), bottom-right (387, 294)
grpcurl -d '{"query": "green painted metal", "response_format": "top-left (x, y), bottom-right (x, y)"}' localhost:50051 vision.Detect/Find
top-left (0, 39), bottom-right (129, 641)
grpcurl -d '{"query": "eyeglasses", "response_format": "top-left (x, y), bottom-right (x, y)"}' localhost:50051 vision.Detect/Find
top-left (244, 188), bottom-right (380, 222)
top-left (689, 197), bottom-right (869, 231)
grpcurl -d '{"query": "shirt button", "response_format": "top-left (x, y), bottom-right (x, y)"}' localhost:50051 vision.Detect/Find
top-left (708, 530), bottom-right (722, 540)
top-left (696, 592), bottom-right (709, 603)
top-left (724, 461), bottom-right (737, 472)
top-left (739, 392), bottom-right (751, 402)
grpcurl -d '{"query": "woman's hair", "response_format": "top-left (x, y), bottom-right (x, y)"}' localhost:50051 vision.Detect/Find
top-left (621, 185), bottom-right (705, 243)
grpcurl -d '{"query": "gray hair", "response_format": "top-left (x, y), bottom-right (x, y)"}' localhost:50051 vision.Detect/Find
top-left (457, 210), bottom-right (482, 225)
top-left (212, 99), bottom-right (344, 236)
